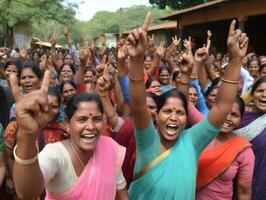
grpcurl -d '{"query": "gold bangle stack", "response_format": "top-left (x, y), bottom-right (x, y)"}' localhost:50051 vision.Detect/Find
top-left (128, 76), bottom-right (144, 82)
top-left (221, 78), bottom-right (239, 84)
top-left (13, 145), bottom-right (39, 165)
top-left (98, 91), bottom-right (109, 97)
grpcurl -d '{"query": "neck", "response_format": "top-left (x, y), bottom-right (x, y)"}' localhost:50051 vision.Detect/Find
top-left (160, 137), bottom-right (175, 152)
top-left (71, 141), bottom-right (93, 166)
top-left (216, 131), bottom-right (235, 142)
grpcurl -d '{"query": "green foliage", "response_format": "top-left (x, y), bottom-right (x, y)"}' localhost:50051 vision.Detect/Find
top-left (149, 0), bottom-right (209, 9)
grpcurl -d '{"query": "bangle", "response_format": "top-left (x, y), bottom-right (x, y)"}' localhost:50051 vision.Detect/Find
top-left (13, 145), bottom-right (39, 165)
top-left (179, 80), bottom-right (189, 85)
top-left (98, 91), bottom-right (109, 97)
top-left (190, 75), bottom-right (198, 79)
top-left (128, 76), bottom-right (144, 82)
top-left (221, 78), bottom-right (239, 84)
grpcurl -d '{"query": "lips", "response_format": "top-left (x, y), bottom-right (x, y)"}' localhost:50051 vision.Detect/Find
top-left (166, 124), bottom-right (178, 136)
top-left (259, 99), bottom-right (266, 106)
top-left (80, 133), bottom-right (98, 143)
top-left (222, 121), bottom-right (231, 129)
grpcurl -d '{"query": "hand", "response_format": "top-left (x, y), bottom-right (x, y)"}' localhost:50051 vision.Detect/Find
top-left (79, 46), bottom-right (91, 65)
top-left (117, 39), bottom-right (128, 62)
top-left (156, 41), bottom-right (166, 59)
top-left (194, 45), bottom-right (209, 63)
top-left (95, 55), bottom-right (113, 78)
top-left (126, 12), bottom-right (151, 60)
top-left (19, 48), bottom-right (27, 59)
top-left (207, 30), bottom-right (212, 39)
top-left (172, 36), bottom-right (181, 47)
top-left (227, 20), bottom-right (249, 59)
top-left (178, 43), bottom-right (194, 74)
top-left (61, 26), bottom-right (69, 36)
top-left (50, 35), bottom-right (56, 48)
top-left (14, 70), bottom-right (55, 135)
top-left (148, 34), bottom-right (154, 47)
top-left (10, 73), bottom-right (22, 102)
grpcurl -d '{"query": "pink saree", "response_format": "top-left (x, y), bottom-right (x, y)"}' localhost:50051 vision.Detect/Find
top-left (45, 136), bottom-right (126, 200)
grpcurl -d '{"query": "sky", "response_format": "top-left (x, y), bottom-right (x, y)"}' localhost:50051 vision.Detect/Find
top-left (74, 0), bottom-right (151, 21)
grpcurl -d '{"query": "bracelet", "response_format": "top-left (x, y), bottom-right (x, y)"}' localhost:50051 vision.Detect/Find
top-left (128, 76), bottom-right (144, 82)
top-left (221, 78), bottom-right (239, 84)
top-left (179, 80), bottom-right (189, 85)
top-left (98, 91), bottom-right (109, 97)
top-left (13, 145), bottom-right (39, 165)
top-left (190, 75), bottom-right (198, 79)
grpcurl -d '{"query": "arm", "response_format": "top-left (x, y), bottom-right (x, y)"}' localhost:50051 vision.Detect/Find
top-left (208, 20), bottom-right (249, 127)
top-left (12, 71), bottom-right (54, 199)
top-left (77, 46), bottom-right (91, 85)
top-left (237, 184), bottom-right (252, 200)
top-left (113, 75), bottom-right (125, 114)
top-left (50, 37), bottom-right (58, 69)
top-left (127, 13), bottom-right (151, 130)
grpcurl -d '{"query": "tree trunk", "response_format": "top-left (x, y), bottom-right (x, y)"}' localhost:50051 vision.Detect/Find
top-left (4, 23), bottom-right (14, 48)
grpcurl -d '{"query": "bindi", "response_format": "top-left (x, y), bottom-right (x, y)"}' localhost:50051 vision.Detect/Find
top-left (88, 113), bottom-right (93, 117)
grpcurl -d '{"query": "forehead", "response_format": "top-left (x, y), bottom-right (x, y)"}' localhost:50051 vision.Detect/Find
top-left (73, 101), bottom-right (102, 116)
top-left (150, 80), bottom-right (160, 86)
top-left (6, 64), bottom-right (17, 70)
top-left (189, 87), bottom-right (197, 93)
top-left (255, 82), bottom-right (266, 91)
top-left (62, 65), bottom-right (71, 70)
top-left (21, 67), bottom-right (35, 76)
top-left (160, 69), bottom-right (170, 75)
top-left (163, 97), bottom-right (185, 110)
top-left (231, 102), bottom-right (240, 113)
top-left (48, 95), bottom-right (58, 104)
top-left (63, 83), bottom-right (75, 90)
top-left (146, 96), bottom-right (156, 106)
top-left (65, 55), bottom-right (72, 59)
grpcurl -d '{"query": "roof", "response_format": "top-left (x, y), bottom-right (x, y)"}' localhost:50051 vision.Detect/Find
top-left (123, 21), bottom-right (177, 34)
top-left (160, 0), bottom-right (229, 20)
top-left (32, 40), bottom-right (63, 48)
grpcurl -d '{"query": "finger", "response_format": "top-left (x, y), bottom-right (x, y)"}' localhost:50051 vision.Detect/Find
top-left (132, 29), bottom-right (140, 41)
top-left (10, 73), bottom-right (22, 102)
top-left (238, 33), bottom-right (247, 44)
top-left (41, 70), bottom-right (51, 94)
top-left (142, 11), bottom-right (152, 32)
top-left (240, 37), bottom-right (249, 49)
top-left (101, 55), bottom-right (107, 64)
top-left (188, 36), bottom-right (191, 42)
top-left (126, 34), bottom-right (136, 46)
top-left (152, 34), bottom-right (154, 39)
top-left (233, 29), bottom-right (242, 41)
top-left (228, 20), bottom-right (236, 36)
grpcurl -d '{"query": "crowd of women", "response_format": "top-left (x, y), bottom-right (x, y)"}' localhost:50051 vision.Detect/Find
top-left (0, 12), bottom-right (266, 200)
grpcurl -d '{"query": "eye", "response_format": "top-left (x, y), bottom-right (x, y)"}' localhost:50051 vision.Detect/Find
top-left (93, 116), bottom-right (103, 123)
top-left (176, 111), bottom-right (185, 116)
top-left (76, 117), bottom-right (87, 123)
top-left (162, 109), bottom-right (172, 114)
top-left (231, 113), bottom-right (239, 118)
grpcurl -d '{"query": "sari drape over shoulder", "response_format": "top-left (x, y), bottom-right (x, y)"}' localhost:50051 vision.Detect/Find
top-left (196, 135), bottom-right (251, 189)
top-left (234, 112), bottom-right (266, 200)
top-left (45, 136), bottom-right (126, 200)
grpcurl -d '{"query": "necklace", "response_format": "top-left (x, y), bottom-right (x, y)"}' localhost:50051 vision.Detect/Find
top-left (70, 142), bottom-right (86, 168)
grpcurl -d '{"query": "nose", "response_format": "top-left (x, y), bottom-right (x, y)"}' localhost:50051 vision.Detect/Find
top-left (225, 113), bottom-right (232, 121)
top-left (86, 119), bottom-right (96, 131)
top-left (169, 112), bottom-right (178, 121)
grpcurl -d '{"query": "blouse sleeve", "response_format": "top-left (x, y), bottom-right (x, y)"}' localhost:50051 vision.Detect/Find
top-left (236, 147), bottom-right (255, 184)
top-left (186, 115), bottom-right (221, 156)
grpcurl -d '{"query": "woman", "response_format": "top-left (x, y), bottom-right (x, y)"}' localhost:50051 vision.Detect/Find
top-left (247, 57), bottom-right (260, 81)
top-left (59, 63), bottom-right (75, 82)
top-left (145, 77), bottom-right (162, 96)
top-left (196, 96), bottom-right (254, 200)
top-left (158, 66), bottom-right (172, 92)
top-left (234, 76), bottom-right (266, 200)
top-left (12, 71), bottom-right (128, 200)
top-left (188, 85), bottom-right (198, 105)
top-left (126, 16), bottom-right (248, 199)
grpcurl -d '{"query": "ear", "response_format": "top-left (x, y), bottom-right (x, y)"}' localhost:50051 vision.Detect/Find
top-left (63, 118), bottom-right (71, 136)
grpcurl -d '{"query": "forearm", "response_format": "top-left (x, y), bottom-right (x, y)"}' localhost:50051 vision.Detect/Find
top-left (76, 64), bottom-right (85, 85)
top-left (114, 77), bottom-right (125, 113)
top-left (205, 63), bottom-right (218, 81)
top-left (176, 73), bottom-right (191, 99)
top-left (198, 62), bottom-right (209, 88)
top-left (13, 133), bottom-right (44, 199)
top-left (100, 96), bottom-right (118, 129)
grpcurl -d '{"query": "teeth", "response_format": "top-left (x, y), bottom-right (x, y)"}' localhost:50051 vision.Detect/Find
top-left (81, 134), bottom-right (96, 138)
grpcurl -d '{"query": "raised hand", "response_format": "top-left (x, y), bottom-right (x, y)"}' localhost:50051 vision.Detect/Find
top-left (156, 41), bottom-right (166, 59)
top-left (95, 55), bottom-right (113, 78)
top-left (117, 39), bottom-right (128, 62)
top-left (19, 48), bottom-right (27, 59)
top-left (50, 34), bottom-right (56, 48)
top-left (183, 36), bottom-right (192, 51)
top-left (194, 44), bottom-right (209, 63)
top-left (172, 36), bottom-right (181, 47)
top-left (79, 46), bottom-right (91, 65)
top-left (148, 34), bottom-right (155, 47)
top-left (227, 20), bottom-right (249, 59)
top-left (14, 70), bottom-right (54, 135)
top-left (10, 73), bottom-right (23, 102)
top-left (96, 65), bottom-right (113, 96)
top-left (61, 26), bottom-right (69, 36)
top-left (126, 12), bottom-right (151, 60)
top-left (178, 39), bottom-right (194, 74)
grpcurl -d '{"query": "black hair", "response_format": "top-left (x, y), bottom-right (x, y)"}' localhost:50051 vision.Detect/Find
top-left (145, 77), bottom-right (160, 89)
top-left (146, 92), bottom-right (158, 105)
top-left (18, 61), bottom-right (43, 80)
top-left (4, 59), bottom-right (22, 71)
top-left (172, 70), bottom-right (181, 82)
top-left (259, 64), bottom-right (266, 74)
top-left (48, 87), bottom-right (61, 107)
top-left (60, 80), bottom-right (77, 94)
top-left (251, 76), bottom-right (266, 95)
top-left (158, 65), bottom-right (171, 75)
top-left (205, 77), bottom-right (221, 98)
top-left (234, 95), bottom-right (245, 118)
top-left (157, 88), bottom-right (188, 114)
top-left (247, 57), bottom-right (260, 68)
top-left (65, 92), bottom-right (104, 119)
top-left (59, 63), bottom-right (76, 75)
top-left (85, 68), bottom-right (96, 76)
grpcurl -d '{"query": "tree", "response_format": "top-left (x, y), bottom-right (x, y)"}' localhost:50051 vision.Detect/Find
top-left (0, 0), bottom-right (78, 48)
top-left (149, 0), bottom-right (209, 10)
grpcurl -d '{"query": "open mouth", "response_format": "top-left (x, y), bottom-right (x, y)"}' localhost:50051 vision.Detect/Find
top-left (166, 124), bottom-right (178, 135)
top-left (80, 133), bottom-right (97, 143)
top-left (259, 99), bottom-right (266, 106)
top-left (222, 122), bottom-right (231, 129)
top-left (24, 85), bottom-right (33, 92)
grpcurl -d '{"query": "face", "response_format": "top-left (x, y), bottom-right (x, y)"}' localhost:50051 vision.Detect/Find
top-left (252, 82), bottom-right (266, 112)
top-left (84, 70), bottom-right (95, 82)
top-left (62, 83), bottom-right (76, 102)
top-left (189, 87), bottom-right (198, 105)
top-left (146, 96), bottom-right (157, 125)
top-left (206, 88), bottom-right (218, 109)
top-left (248, 60), bottom-right (259, 77)
top-left (159, 69), bottom-right (170, 85)
top-left (144, 56), bottom-right (152, 70)
top-left (158, 97), bottom-right (187, 143)
top-left (260, 67), bottom-right (266, 77)
top-left (64, 54), bottom-right (74, 65)
top-left (48, 95), bottom-right (59, 121)
top-left (149, 80), bottom-right (162, 96)
top-left (5, 65), bottom-right (18, 82)
top-left (69, 101), bottom-right (104, 152)
top-left (20, 68), bottom-right (40, 93)
top-left (33, 53), bottom-right (39, 61)
top-left (60, 65), bottom-right (74, 81)
top-left (221, 102), bottom-right (241, 133)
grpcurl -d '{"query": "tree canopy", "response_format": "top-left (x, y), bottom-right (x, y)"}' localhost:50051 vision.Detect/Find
top-left (149, 0), bottom-right (209, 9)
